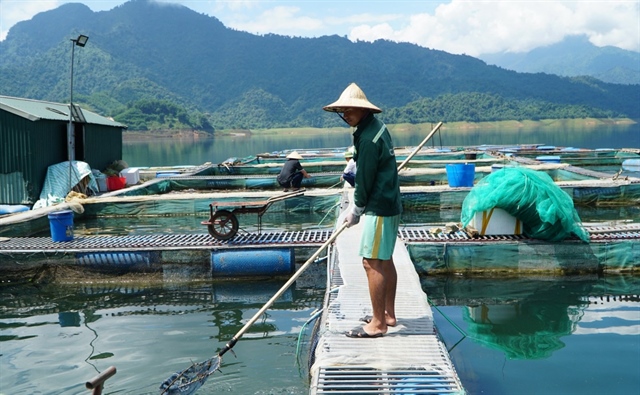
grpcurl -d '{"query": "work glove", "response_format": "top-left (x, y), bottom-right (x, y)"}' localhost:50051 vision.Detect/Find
top-left (344, 206), bottom-right (365, 228)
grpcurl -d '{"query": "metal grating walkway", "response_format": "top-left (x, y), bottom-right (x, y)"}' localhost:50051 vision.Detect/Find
top-left (309, 197), bottom-right (465, 394)
top-left (0, 230), bottom-right (334, 252)
top-left (399, 222), bottom-right (640, 242)
top-left (1, 223), bottom-right (637, 253)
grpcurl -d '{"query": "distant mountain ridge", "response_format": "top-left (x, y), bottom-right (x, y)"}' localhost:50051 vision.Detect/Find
top-left (0, 0), bottom-right (638, 130)
top-left (479, 36), bottom-right (640, 85)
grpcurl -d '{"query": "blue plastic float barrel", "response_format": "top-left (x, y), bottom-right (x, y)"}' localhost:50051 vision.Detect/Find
top-left (211, 248), bottom-right (294, 277)
top-left (156, 171), bottom-right (181, 178)
top-left (536, 155), bottom-right (561, 163)
top-left (48, 210), bottom-right (74, 242)
top-left (77, 252), bottom-right (152, 268)
top-left (622, 159), bottom-right (640, 172)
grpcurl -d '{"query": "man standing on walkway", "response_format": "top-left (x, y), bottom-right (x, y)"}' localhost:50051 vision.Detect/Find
top-left (323, 83), bottom-right (402, 338)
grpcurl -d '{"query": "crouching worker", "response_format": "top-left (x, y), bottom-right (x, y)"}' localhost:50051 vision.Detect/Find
top-left (277, 151), bottom-right (310, 191)
top-left (341, 146), bottom-right (357, 187)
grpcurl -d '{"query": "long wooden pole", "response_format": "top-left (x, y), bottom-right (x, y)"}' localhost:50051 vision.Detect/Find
top-left (218, 222), bottom-right (349, 357)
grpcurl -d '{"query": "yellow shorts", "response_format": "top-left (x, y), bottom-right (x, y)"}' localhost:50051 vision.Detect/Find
top-left (358, 214), bottom-right (400, 260)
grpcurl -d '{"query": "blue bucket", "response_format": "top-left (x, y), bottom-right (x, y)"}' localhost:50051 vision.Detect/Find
top-left (445, 164), bottom-right (475, 187)
top-left (48, 210), bottom-right (74, 242)
top-left (211, 248), bottom-right (294, 277)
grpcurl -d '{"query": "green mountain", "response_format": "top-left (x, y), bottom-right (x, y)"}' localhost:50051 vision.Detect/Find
top-left (0, 0), bottom-right (638, 131)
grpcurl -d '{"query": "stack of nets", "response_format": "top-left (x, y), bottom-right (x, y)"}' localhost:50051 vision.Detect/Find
top-left (461, 166), bottom-right (589, 242)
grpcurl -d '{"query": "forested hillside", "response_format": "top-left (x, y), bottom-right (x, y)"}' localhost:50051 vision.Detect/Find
top-left (0, 0), bottom-right (637, 131)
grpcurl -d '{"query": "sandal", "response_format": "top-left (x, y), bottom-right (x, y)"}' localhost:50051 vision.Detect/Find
top-left (345, 326), bottom-right (383, 338)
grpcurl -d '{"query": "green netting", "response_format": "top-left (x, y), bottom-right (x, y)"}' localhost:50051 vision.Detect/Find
top-left (80, 194), bottom-right (341, 217)
top-left (461, 167), bottom-right (590, 242)
top-left (462, 302), bottom-right (579, 360)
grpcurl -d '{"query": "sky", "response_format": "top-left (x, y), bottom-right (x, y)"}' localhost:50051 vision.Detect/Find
top-left (1, 0), bottom-right (639, 56)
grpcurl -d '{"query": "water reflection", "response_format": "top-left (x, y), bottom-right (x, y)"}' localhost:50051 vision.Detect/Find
top-left (1, 272), bottom-right (638, 394)
top-left (0, 278), bottom-right (323, 394)
top-left (423, 275), bottom-right (640, 360)
top-left (462, 281), bottom-right (590, 359)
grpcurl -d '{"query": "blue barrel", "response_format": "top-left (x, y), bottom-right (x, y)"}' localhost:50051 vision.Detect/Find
top-left (445, 164), bottom-right (475, 187)
top-left (48, 210), bottom-right (74, 242)
top-left (77, 252), bottom-right (152, 268)
top-left (622, 159), bottom-right (640, 172)
top-left (393, 376), bottom-right (449, 392)
top-left (156, 171), bottom-right (181, 178)
top-left (211, 248), bottom-right (294, 277)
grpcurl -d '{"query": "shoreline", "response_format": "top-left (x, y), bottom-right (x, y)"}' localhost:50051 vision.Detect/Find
top-left (122, 117), bottom-right (637, 141)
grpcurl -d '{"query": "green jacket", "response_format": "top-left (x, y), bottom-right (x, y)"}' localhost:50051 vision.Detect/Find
top-left (352, 113), bottom-right (402, 216)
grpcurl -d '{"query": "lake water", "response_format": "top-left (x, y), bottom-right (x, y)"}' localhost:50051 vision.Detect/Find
top-left (2, 123), bottom-right (639, 394)
top-left (122, 122), bottom-right (639, 167)
top-left (1, 274), bottom-right (638, 394)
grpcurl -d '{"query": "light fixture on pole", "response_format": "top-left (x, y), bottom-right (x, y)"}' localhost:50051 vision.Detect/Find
top-left (67, 34), bottom-right (88, 192)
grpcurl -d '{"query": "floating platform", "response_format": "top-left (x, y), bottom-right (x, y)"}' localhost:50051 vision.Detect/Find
top-left (1, 222), bottom-right (638, 278)
top-left (93, 163), bottom-right (640, 207)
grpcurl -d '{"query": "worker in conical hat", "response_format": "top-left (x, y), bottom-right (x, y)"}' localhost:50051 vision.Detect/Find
top-left (277, 151), bottom-right (310, 191)
top-left (341, 146), bottom-right (357, 187)
top-left (324, 82), bottom-right (402, 339)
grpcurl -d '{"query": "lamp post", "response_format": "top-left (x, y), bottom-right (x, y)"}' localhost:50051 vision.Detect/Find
top-left (67, 34), bottom-right (88, 192)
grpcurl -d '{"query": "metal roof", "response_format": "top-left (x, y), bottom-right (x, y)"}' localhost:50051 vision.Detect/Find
top-left (0, 95), bottom-right (126, 128)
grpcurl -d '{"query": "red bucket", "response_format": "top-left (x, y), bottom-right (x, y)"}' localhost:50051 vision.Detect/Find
top-left (106, 176), bottom-right (126, 191)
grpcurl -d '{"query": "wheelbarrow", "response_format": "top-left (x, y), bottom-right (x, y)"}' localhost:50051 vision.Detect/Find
top-left (202, 189), bottom-right (305, 240)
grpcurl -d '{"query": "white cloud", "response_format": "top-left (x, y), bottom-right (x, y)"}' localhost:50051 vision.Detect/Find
top-left (211, 0), bottom-right (259, 13)
top-left (573, 1), bottom-right (640, 51)
top-left (347, 0), bottom-right (640, 56)
top-left (227, 6), bottom-right (324, 35)
top-left (0, 0), bottom-right (61, 41)
top-left (1, 0), bottom-right (638, 55)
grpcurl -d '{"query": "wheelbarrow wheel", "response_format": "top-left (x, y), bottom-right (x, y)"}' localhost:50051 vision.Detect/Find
top-left (207, 210), bottom-right (239, 240)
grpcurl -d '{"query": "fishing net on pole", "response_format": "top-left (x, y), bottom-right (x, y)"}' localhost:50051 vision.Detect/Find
top-left (159, 355), bottom-right (221, 395)
top-left (461, 166), bottom-right (590, 242)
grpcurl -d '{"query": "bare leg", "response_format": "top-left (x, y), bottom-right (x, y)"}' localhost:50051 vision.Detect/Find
top-left (382, 257), bottom-right (397, 327)
top-left (361, 258), bottom-right (389, 335)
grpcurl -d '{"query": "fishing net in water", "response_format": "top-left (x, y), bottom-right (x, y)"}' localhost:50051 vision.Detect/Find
top-left (461, 166), bottom-right (590, 242)
top-left (159, 355), bottom-right (221, 395)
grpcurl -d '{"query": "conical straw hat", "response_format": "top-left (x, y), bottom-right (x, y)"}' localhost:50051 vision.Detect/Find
top-left (286, 151), bottom-right (303, 160)
top-left (323, 83), bottom-right (382, 113)
top-left (344, 146), bottom-right (355, 158)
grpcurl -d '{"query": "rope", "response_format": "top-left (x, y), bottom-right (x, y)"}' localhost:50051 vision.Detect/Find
top-left (427, 297), bottom-right (469, 353)
top-left (427, 296), bottom-right (467, 337)
top-left (315, 202), bottom-right (341, 227)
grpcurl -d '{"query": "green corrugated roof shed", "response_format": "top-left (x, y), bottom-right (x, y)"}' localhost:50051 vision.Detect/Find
top-left (0, 95), bottom-right (127, 206)
top-left (0, 95), bottom-right (125, 127)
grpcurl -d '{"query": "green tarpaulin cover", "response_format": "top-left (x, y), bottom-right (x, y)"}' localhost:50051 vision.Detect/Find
top-left (461, 166), bottom-right (589, 242)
